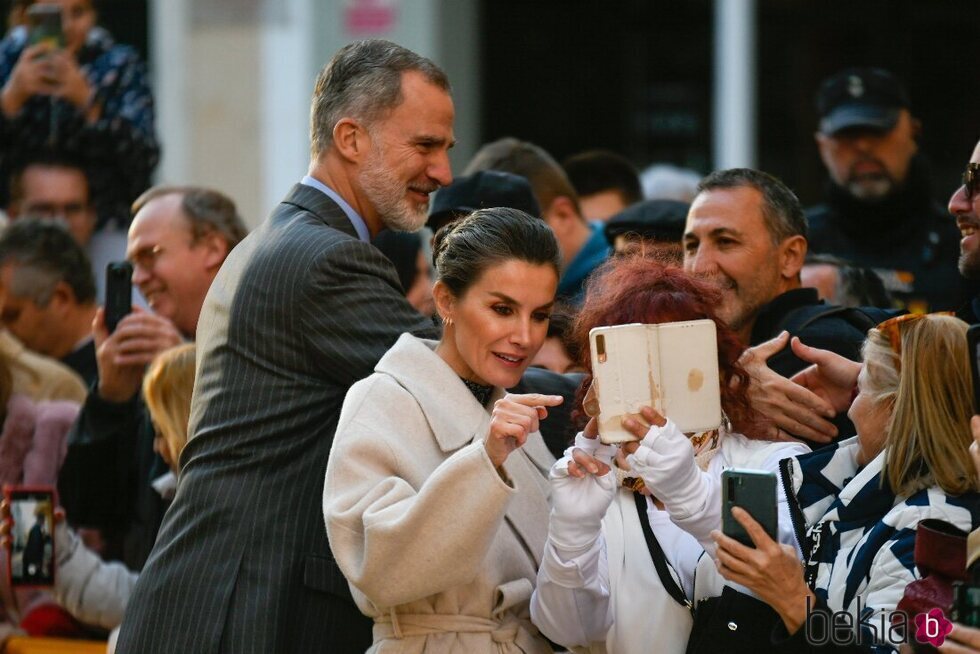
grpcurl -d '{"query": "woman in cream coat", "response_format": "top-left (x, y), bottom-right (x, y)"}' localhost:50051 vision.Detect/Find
top-left (324, 208), bottom-right (564, 653)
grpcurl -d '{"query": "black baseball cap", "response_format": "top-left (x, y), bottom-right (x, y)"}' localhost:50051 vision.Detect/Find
top-left (604, 199), bottom-right (690, 245)
top-left (816, 67), bottom-right (911, 135)
top-left (427, 170), bottom-right (540, 231)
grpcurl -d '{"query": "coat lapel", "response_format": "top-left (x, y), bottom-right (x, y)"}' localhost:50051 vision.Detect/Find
top-left (376, 334), bottom-right (553, 564)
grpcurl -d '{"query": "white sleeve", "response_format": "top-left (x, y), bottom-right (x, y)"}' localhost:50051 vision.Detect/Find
top-left (627, 421), bottom-right (719, 552)
top-left (629, 424), bottom-right (807, 556)
top-left (54, 522), bottom-right (139, 629)
top-left (531, 534), bottom-right (612, 649)
top-left (531, 436), bottom-right (618, 649)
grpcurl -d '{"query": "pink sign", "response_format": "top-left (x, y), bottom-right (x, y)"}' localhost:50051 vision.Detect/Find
top-left (345, 0), bottom-right (398, 36)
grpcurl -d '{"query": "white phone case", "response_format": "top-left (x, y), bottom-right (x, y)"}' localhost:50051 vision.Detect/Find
top-left (588, 320), bottom-right (722, 443)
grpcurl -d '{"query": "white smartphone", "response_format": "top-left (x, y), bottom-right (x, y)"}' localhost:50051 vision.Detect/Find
top-left (588, 320), bottom-right (722, 444)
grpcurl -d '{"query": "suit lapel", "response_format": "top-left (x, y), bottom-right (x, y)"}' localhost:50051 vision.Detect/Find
top-left (280, 183), bottom-right (360, 241)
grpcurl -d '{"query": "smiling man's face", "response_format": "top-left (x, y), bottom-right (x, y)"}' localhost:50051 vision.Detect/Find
top-left (950, 140), bottom-right (980, 280)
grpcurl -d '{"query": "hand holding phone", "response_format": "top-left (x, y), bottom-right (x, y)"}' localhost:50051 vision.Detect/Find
top-left (721, 469), bottom-right (777, 548)
top-left (3, 486), bottom-right (56, 587)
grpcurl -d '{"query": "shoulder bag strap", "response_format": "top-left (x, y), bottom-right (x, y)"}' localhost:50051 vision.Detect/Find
top-left (633, 492), bottom-right (693, 613)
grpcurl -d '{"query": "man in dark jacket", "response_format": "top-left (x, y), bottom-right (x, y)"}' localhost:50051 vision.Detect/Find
top-left (58, 186), bottom-right (247, 570)
top-left (115, 40), bottom-right (452, 654)
top-left (807, 67), bottom-right (966, 313)
top-left (683, 168), bottom-right (889, 444)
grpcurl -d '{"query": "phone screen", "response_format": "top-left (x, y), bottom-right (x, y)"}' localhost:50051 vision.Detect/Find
top-left (6, 487), bottom-right (56, 587)
top-left (27, 5), bottom-right (64, 49)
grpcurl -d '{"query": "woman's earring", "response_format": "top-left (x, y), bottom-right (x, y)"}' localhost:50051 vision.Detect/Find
top-left (442, 316), bottom-right (453, 327)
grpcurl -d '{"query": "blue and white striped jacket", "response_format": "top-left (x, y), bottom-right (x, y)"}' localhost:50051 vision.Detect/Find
top-left (779, 436), bottom-right (980, 648)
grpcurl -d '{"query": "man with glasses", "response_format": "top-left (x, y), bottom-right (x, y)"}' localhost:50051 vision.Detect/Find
top-left (6, 155), bottom-right (133, 304)
top-left (58, 185), bottom-right (248, 571)
top-left (952, 141), bottom-right (980, 323)
top-left (807, 67), bottom-right (966, 313)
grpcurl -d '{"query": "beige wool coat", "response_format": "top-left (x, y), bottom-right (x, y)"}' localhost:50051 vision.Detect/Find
top-left (324, 333), bottom-right (556, 653)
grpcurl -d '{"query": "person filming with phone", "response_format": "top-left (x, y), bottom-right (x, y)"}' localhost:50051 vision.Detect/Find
top-left (0, 0), bottom-right (159, 228)
top-left (710, 314), bottom-right (980, 651)
top-left (530, 257), bottom-right (810, 653)
top-left (57, 186), bottom-right (246, 571)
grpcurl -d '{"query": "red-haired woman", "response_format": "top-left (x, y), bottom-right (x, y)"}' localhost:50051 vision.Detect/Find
top-left (530, 257), bottom-right (810, 653)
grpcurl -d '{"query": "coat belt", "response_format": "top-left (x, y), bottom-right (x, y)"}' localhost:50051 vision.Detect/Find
top-left (376, 609), bottom-right (528, 644)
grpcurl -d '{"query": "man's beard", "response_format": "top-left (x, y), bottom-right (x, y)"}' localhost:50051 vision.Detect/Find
top-left (845, 162), bottom-right (895, 202)
top-left (700, 272), bottom-right (775, 338)
top-left (959, 249), bottom-right (980, 280)
top-left (359, 148), bottom-right (431, 232)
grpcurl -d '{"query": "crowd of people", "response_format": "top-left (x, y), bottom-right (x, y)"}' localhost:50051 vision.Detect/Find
top-left (0, 5), bottom-right (976, 654)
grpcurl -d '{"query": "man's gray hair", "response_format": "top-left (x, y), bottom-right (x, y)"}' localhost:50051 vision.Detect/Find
top-left (696, 168), bottom-right (808, 244)
top-left (309, 39), bottom-right (450, 158)
top-left (131, 185), bottom-right (248, 249)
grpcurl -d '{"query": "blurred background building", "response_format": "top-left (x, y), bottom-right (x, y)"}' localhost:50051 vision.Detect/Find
top-left (97, 0), bottom-right (979, 227)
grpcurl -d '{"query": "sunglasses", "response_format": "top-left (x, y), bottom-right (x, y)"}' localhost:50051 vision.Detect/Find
top-left (964, 162), bottom-right (980, 201)
top-left (876, 312), bottom-right (954, 363)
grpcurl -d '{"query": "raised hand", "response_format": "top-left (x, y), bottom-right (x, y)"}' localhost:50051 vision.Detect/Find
top-left (711, 506), bottom-right (813, 634)
top-left (485, 393), bottom-right (563, 469)
top-left (48, 50), bottom-right (93, 111)
top-left (94, 307), bottom-right (184, 403)
top-left (548, 418), bottom-right (619, 552)
top-left (741, 332), bottom-right (839, 443)
top-left (0, 43), bottom-right (58, 116)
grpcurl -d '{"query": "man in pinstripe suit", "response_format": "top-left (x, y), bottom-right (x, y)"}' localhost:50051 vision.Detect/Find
top-left (116, 40), bottom-right (452, 653)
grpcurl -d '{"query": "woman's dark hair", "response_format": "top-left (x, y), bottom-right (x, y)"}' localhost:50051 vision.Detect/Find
top-left (573, 255), bottom-right (768, 438)
top-left (432, 207), bottom-right (560, 297)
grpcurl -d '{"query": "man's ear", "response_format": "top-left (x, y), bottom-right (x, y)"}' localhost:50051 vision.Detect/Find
top-left (332, 118), bottom-right (367, 163)
top-left (200, 231), bottom-right (231, 271)
top-left (432, 280), bottom-right (454, 323)
top-left (779, 235), bottom-right (807, 280)
top-left (543, 196), bottom-right (580, 237)
top-left (48, 281), bottom-right (76, 313)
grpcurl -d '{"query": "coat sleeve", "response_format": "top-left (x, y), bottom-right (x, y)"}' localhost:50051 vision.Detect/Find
top-left (54, 521), bottom-right (138, 630)
top-left (323, 379), bottom-right (515, 608)
top-left (531, 535), bottom-right (612, 649)
top-left (58, 391), bottom-right (143, 529)
top-left (300, 240), bottom-right (439, 388)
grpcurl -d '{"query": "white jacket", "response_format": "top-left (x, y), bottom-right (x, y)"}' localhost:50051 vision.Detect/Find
top-left (531, 425), bottom-right (808, 654)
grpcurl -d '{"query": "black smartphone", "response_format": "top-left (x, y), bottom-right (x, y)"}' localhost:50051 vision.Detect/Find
top-left (968, 324), bottom-right (980, 415)
top-left (721, 469), bottom-right (777, 548)
top-left (27, 4), bottom-right (63, 49)
top-left (105, 261), bottom-right (133, 333)
top-left (4, 485), bottom-right (56, 587)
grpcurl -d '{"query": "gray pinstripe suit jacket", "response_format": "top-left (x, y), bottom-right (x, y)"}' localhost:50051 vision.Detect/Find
top-left (115, 183), bottom-right (440, 653)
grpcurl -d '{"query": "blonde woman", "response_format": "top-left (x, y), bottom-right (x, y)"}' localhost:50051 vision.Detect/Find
top-left (713, 314), bottom-right (980, 651)
top-left (142, 343), bottom-right (196, 476)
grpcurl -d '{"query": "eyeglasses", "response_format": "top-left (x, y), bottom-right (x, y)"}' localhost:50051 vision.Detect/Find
top-left (963, 163), bottom-right (980, 201)
top-left (875, 311), bottom-right (954, 361)
top-left (128, 245), bottom-right (166, 272)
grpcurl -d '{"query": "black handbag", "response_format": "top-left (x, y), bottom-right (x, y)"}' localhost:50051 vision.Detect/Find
top-left (633, 493), bottom-right (781, 654)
